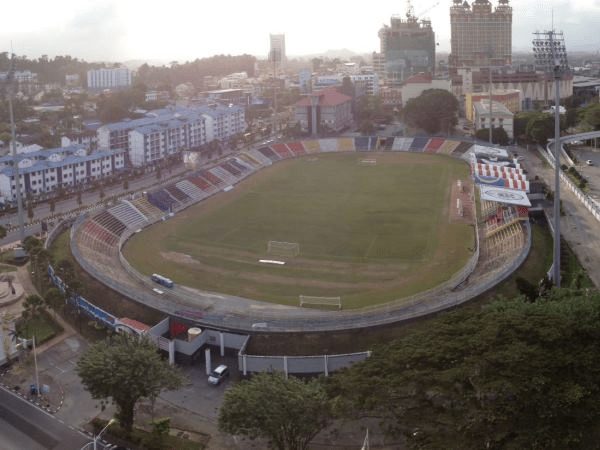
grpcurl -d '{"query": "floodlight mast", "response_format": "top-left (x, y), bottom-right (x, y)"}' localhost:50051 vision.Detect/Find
top-left (532, 30), bottom-right (569, 288)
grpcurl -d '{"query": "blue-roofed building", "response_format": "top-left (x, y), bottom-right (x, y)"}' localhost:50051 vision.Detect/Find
top-left (97, 104), bottom-right (246, 168)
top-left (0, 145), bottom-right (126, 202)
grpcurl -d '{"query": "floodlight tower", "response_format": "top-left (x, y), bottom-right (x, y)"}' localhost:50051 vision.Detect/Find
top-left (532, 30), bottom-right (569, 287)
top-left (6, 52), bottom-right (25, 240)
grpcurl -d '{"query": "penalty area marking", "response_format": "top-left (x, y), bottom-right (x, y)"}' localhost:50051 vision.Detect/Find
top-left (259, 259), bottom-right (286, 265)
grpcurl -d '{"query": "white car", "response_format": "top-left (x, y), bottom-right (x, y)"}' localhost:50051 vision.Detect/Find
top-left (208, 365), bottom-right (229, 385)
top-left (586, 160), bottom-right (594, 166)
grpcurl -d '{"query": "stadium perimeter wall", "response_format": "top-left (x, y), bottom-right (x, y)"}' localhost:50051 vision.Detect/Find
top-left (67, 178), bottom-right (531, 333)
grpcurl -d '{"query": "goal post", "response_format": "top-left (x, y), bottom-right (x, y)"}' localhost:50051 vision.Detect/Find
top-left (267, 241), bottom-right (300, 257)
top-left (299, 295), bottom-right (342, 310)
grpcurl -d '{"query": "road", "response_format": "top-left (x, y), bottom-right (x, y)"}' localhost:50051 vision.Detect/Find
top-left (0, 163), bottom-right (191, 248)
top-left (0, 386), bottom-right (91, 450)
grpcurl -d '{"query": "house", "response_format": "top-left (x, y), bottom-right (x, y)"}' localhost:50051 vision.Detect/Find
top-left (294, 88), bottom-right (353, 136)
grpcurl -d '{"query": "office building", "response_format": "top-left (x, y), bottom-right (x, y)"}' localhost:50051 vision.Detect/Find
top-left (269, 34), bottom-right (286, 68)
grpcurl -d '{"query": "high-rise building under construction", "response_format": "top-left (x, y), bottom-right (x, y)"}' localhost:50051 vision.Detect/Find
top-left (378, 11), bottom-right (436, 85)
top-left (450, 0), bottom-right (512, 68)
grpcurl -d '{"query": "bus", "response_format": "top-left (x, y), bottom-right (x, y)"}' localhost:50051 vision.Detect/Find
top-left (151, 273), bottom-right (174, 288)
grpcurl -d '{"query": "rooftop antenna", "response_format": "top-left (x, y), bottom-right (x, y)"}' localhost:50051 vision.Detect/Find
top-left (6, 43), bottom-right (25, 241)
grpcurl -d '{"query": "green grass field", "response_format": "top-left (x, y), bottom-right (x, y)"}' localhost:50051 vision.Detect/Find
top-left (123, 152), bottom-right (474, 308)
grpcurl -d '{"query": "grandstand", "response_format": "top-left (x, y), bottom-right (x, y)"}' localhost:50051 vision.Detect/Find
top-left (287, 141), bottom-right (307, 157)
top-left (303, 140), bottom-right (321, 153)
top-left (272, 143), bottom-right (294, 159)
top-left (257, 146), bottom-right (280, 163)
top-left (409, 136), bottom-right (430, 151)
top-left (337, 138), bottom-right (354, 152)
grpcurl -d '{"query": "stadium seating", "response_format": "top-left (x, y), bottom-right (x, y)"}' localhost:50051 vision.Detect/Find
top-left (272, 143), bottom-right (294, 159)
top-left (303, 140), bottom-right (321, 153)
top-left (354, 137), bottom-right (370, 152)
top-left (425, 138), bottom-right (445, 153)
top-left (147, 189), bottom-right (177, 212)
top-left (165, 184), bottom-right (191, 202)
top-left (257, 146), bottom-right (280, 162)
top-left (409, 136), bottom-right (429, 152)
top-left (175, 180), bottom-right (207, 201)
top-left (337, 138), bottom-right (354, 152)
top-left (319, 139), bottom-right (339, 152)
top-left (287, 141), bottom-right (307, 156)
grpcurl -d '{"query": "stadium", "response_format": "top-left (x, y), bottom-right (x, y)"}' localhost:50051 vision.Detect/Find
top-left (66, 135), bottom-right (531, 334)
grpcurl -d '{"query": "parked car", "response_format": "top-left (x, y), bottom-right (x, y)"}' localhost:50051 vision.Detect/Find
top-left (208, 365), bottom-right (229, 385)
top-left (586, 160), bottom-right (593, 166)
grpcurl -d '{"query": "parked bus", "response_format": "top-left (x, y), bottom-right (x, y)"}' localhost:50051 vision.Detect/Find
top-left (151, 273), bottom-right (174, 288)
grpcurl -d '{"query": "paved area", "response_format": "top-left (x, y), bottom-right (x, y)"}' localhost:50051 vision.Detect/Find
top-left (521, 145), bottom-right (600, 288)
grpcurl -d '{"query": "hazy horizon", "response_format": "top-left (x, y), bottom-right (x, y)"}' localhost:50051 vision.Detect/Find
top-left (2, 0), bottom-right (599, 64)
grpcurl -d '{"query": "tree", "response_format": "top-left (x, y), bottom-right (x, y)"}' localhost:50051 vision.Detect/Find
top-left (474, 127), bottom-right (509, 145)
top-left (76, 334), bottom-right (186, 433)
top-left (525, 111), bottom-right (555, 144)
top-left (328, 289), bottom-right (600, 449)
top-left (403, 89), bottom-right (459, 134)
top-left (0, 225), bottom-right (7, 240)
top-left (218, 372), bottom-right (332, 450)
top-left (22, 294), bottom-right (45, 320)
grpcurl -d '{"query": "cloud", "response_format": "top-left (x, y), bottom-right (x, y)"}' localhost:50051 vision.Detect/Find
top-left (0, 2), bottom-right (128, 61)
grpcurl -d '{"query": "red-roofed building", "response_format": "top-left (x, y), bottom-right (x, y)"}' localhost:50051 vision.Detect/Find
top-left (116, 317), bottom-right (151, 336)
top-left (295, 88), bottom-right (352, 136)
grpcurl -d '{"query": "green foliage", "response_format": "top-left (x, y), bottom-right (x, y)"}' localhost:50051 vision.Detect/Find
top-left (525, 111), bottom-right (555, 144)
top-left (0, 225), bottom-right (7, 239)
top-left (76, 334), bottom-right (186, 433)
top-left (581, 103), bottom-right (600, 130)
top-left (403, 89), bottom-right (458, 134)
top-left (474, 127), bottom-right (509, 145)
top-left (218, 372), bottom-right (331, 450)
top-left (143, 417), bottom-right (171, 450)
top-left (329, 288), bottom-right (600, 449)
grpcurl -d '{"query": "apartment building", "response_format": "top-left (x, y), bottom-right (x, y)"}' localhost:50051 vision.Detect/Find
top-left (98, 105), bottom-right (246, 168)
top-left (0, 145), bottom-right (125, 202)
top-left (87, 67), bottom-right (132, 90)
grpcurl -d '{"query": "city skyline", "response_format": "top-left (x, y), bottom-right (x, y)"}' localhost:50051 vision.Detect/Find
top-left (1, 0), bottom-right (598, 63)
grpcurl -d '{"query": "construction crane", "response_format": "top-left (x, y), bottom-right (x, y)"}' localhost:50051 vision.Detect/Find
top-left (406, 0), bottom-right (440, 22)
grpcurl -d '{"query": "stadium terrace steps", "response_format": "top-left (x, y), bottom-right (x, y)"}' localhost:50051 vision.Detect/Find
top-left (176, 180), bottom-right (208, 201)
top-left (107, 202), bottom-right (147, 230)
top-left (93, 210), bottom-right (126, 236)
top-left (425, 138), bottom-right (445, 153)
top-left (337, 138), bottom-right (355, 152)
top-left (129, 197), bottom-right (164, 221)
top-left (165, 184), bottom-right (191, 203)
top-left (303, 140), bottom-right (321, 153)
top-left (287, 141), bottom-right (307, 156)
top-left (271, 143), bottom-right (294, 159)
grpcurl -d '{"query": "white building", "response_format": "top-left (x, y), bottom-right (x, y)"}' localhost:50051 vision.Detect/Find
top-left (0, 145), bottom-right (126, 202)
top-left (98, 105), bottom-right (246, 168)
top-left (473, 99), bottom-right (514, 139)
top-left (87, 68), bottom-right (131, 90)
top-left (350, 73), bottom-right (380, 96)
top-left (401, 73), bottom-right (452, 105)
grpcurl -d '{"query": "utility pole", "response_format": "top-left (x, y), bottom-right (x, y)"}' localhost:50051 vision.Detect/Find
top-left (6, 52), bottom-right (25, 240)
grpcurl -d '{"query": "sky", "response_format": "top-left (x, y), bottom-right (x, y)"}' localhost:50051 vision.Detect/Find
top-left (2, 0), bottom-right (600, 63)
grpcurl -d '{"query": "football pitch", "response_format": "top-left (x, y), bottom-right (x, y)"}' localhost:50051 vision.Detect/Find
top-left (123, 152), bottom-right (475, 308)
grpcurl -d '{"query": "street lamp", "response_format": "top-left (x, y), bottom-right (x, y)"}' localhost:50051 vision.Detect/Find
top-left (532, 30), bottom-right (569, 288)
top-left (80, 418), bottom-right (116, 450)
